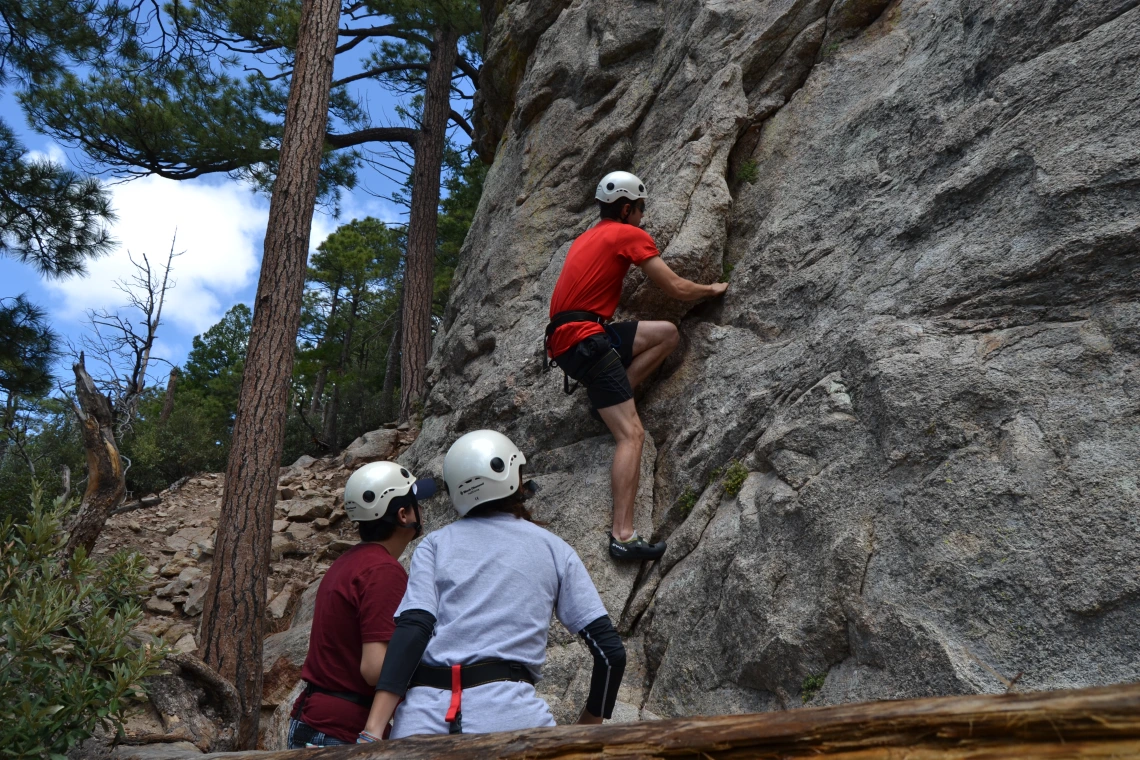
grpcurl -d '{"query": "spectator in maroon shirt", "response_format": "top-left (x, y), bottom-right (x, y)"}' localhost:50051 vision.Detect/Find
top-left (287, 461), bottom-right (435, 747)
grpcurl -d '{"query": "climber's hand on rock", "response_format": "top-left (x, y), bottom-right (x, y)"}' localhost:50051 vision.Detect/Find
top-left (709, 281), bottom-right (728, 298)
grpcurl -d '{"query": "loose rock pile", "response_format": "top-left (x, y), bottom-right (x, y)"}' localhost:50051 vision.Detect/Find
top-left (88, 427), bottom-right (411, 751)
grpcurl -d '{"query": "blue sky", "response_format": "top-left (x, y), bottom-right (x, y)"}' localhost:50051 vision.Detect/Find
top-left (1, 45), bottom-right (469, 381)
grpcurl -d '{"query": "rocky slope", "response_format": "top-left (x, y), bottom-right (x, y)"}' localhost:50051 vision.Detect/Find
top-left (400, 0), bottom-right (1140, 722)
top-left (90, 428), bottom-right (414, 749)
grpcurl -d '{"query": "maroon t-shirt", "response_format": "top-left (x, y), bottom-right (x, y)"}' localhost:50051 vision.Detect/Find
top-left (293, 543), bottom-right (407, 742)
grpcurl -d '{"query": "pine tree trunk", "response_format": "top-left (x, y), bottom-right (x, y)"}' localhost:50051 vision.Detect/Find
top-left (309, 278), bottom-right (340, 416)
top-left (381, 289), bottom-right (403, 422)
top-left (321, 383), bottom-right (339, 449)
top-left (159, 367), bottom-right (179, 424)
top-left (196, 0), bottom-right (340, 747)
top-left (399, 25), bottom-right (459, 424)
top-left (321, 293), bottom-right (358, 448)
top-left (63, 355), bottom-right (126, 557)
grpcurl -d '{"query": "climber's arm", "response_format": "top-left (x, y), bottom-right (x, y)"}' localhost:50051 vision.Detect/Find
top-left (640, 256), bottom-right (728, 301)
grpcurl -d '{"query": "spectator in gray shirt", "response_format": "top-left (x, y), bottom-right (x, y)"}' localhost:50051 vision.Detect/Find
top-left (357, 430), bottom-right (626, 740)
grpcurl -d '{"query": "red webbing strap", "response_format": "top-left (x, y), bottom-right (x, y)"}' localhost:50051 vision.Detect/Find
top-left (444, 663), bottom-right (462, 723)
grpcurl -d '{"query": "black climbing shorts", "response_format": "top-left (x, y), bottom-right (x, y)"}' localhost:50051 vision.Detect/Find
top-left (553, 321), bottom-right (638, 410)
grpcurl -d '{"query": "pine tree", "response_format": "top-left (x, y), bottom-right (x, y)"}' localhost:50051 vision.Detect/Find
top-left (0, 0), bottom-right (117, 277)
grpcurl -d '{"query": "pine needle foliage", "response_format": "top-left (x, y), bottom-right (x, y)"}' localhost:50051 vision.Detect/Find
top-left (0, 486), bottom-right (167, 758)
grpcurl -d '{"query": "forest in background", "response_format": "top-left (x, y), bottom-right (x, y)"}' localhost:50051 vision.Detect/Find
top-left (0, 144), bottom-right (485, 513)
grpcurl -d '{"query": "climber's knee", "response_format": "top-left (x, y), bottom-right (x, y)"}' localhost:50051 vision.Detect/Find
top-left (633, 320), bottom-right (678, 356)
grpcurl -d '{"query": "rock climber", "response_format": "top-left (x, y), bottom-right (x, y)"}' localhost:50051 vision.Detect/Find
top-left (356, 430), bottom-right (625, 741)
top-left (286, 461), bottom-right (435, 748)
top-left (545, 171), bottom-right (728, 561)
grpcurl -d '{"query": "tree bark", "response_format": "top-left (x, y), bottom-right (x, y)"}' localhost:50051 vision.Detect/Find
top-left (399, 25), bottom-right (459, 424)
top-left (321, 291), bottom-right (359, 448)
top-left (159, 367), bottom-right (179, 424)
top-left (309, 274), bottom-right (341, 417)
top-left (196, 0), bottom-right (341, 747)
top-left (137, 682), bottom-right (1140, 760)
top-left (63, 355), bottom-right (126, 557)
top-left (381, 288), bottom-right (402, 422)
top-left (59, 465), bottom-right (71, 503)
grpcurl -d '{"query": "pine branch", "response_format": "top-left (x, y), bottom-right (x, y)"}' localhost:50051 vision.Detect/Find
top-left (332, 62), bottom-right (429, 88)
top-left (326, 127), bottom-right (419, 149)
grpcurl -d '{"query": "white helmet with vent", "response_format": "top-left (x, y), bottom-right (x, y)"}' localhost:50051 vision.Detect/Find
top-left (595, 171), bottom-right (647, 204)
top-left (442, 430), bottom-right (527, 517)
top-left (344, 461), bottom-right (436, 523)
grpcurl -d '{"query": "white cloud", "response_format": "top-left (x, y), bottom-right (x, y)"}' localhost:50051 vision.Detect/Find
top-left (47, 175), bottom-right (269, 336)
top-left (309, 193), bottom-right (406, 251)
top-left (38, 156), bottom-right (406, 369)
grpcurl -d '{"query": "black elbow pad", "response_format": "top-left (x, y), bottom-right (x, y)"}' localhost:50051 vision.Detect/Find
top-left (578, 615), bottom-right (627, 719)
top-left (374, 609), bottom-right (436, 697)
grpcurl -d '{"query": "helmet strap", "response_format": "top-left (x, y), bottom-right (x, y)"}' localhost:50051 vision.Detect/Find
top-left (408, 501), bottom-right (423, 539)
top-left (519, 479), bottom-right (540, 502)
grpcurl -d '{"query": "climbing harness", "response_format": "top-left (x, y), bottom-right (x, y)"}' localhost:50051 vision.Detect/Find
top-left (543, 311), bottom-right (624, 395)
top-left (409, 659), bottom-right (536, 735)
top-left (291, 682), bottom-right (372, 718)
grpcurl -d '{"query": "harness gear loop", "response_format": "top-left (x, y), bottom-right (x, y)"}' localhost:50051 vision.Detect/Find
top-left (445, 664), bottom-right (462, 734)
top-left (544, 310), bottom-right (607, 370)
top-left (545, 311), bottom-right (622, 395)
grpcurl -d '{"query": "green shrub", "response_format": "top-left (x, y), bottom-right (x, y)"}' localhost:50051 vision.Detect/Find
top-left (676, 488), bottom-right (698, 517)
top-left (801, 672), bottom-right (827, 703)
top-left (722, 460), bottom-right (749, 498)
top-left (0, 486), bottom-right (167, 758)
top-left (737, 159), bottom-right (759, 184)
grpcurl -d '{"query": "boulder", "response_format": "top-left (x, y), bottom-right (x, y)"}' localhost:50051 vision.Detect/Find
top-left (318, 539), bottom-right (356, 561)
top-left (268, 588), bottom-right (293, 619)
top-left (285, 498), bottom-right (332, 521)
top-left (145, 597), bottom-right (175, 615)
top-left (342, 429), bottom-right (399, 466)
top-left (273, 519), bottom-right (290, 532)
top-left (173, 633), bottom-right (197, 654)
top-left (177, 566), bottom-right (203, 583)
top-left (270, 534), bottom-right (297, 561)
top-left (291, 454), bottom-right (317, 469)
top-left (156, 579), bottom-right (187, 599)
top-left (286, 522), bottom-right (314, 541)
top-left (262, 623), bottom-right (312, 707)
top-left (183, 585), bottom-right (207, 617)
top-left (262, 679), bottom-right (306, 750)
top-left (400, 0), bottom-right (1140, 722)
top-left (293, 578), bottom-right (322, 628)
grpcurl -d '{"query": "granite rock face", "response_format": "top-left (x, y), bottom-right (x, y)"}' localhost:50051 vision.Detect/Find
top-left (405, 0), bottom-right (1140, 720)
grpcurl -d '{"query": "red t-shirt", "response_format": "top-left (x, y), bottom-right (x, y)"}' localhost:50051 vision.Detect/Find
top-left (547, 219), bottom-right (659, 357)
top-left (293, 543), bottom-right (407, 742)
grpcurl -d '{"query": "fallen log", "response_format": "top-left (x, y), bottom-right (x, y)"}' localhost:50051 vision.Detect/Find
top-left (190, 682), bottom-right (1140, 759)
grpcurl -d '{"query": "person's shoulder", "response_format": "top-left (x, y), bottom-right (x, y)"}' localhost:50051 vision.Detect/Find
top-left (606, 221), bottom-right (654, 244)
top-left (513, 518), bottom-right (575, 555)
top-left (356, 544), bottom-right (407, 577)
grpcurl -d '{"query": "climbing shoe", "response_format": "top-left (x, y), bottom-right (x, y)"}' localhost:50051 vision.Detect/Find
top-left (609, 532), bottom-right (666, 561)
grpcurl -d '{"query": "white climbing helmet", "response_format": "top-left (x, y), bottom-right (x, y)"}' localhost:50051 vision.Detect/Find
top-left (442, 430), bottom-right (527, 517)
top-left (595, 170), bottom-right (647, 204)
top-left (344, 461), bottom-right (436, 522)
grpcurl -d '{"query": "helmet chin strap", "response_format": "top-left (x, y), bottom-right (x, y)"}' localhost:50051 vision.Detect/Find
top-left (519, 479), bottom-right (540, 501)
top-left (408, 501), bottom-right (423, 539)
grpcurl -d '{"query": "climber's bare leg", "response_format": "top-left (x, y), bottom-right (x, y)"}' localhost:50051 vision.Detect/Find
top-left (598, 399), bottom-right (643, 542)
top-left (625, 321), bottom-right (679, 389)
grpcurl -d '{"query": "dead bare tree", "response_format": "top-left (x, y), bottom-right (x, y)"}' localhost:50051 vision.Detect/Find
top-left (79, 239), bottom-right (181, 435)
top-left (62, 238), bottom-right (180, 555)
